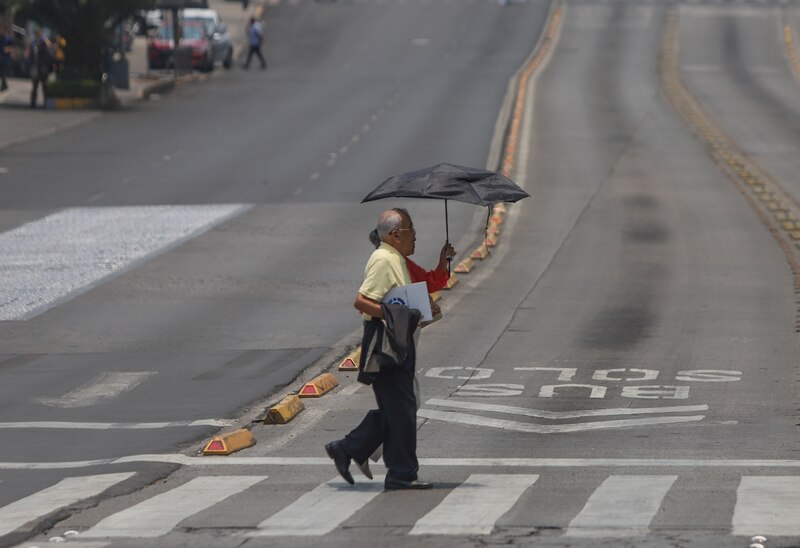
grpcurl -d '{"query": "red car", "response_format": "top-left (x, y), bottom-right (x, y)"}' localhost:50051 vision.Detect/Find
top-left (147, 20), bottom-right (213, 71)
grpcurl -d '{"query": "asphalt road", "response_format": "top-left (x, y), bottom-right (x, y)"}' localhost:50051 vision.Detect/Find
top-left (3, 0), bottom-right (800, 547)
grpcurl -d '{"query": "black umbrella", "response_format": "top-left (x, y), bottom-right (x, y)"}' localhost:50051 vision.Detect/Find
top-left (362, 163), bottom-right (530, 269)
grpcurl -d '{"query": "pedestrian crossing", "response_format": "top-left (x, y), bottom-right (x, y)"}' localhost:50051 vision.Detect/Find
top-left (5, 472), bottom-right (800, 543)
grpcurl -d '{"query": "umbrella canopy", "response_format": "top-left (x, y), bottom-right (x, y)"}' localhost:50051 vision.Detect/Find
top-left (361, 163), bottom-right (529, 206)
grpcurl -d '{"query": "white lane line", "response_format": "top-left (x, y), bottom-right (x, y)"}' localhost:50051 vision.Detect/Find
top-left (417, 408), bottom-right (705, 433)
top-left (247, 475), bottom-right (385, 537)
top-left (0, 205), bottom-right (249, 321)
top-left (36, 371), bottom-right (157, 408)
top-left (0, 473), bottom-right (134, 537)
top-left (425, 398), bottom-right (709, 419)
top-left (0, 419), bottom-right (233, 430)
top-left (410, 474), bottom-right (538, 535)
top-left (566, 476), bottom-right (677, 537)
top-left (2, 456), bottom-right (800, 470)
top-left (732, 476), bottom-right (800, 536)
top-left (83, 476), bottom-right (266, 538)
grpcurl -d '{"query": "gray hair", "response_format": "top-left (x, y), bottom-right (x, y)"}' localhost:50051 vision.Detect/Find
top-left (376, 210), bottom-right (403, 241)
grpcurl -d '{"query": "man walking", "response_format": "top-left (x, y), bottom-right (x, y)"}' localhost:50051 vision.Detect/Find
top-left (26, 29), bottom-right (53, 108)
top-left (0, 24), bottom-right (14, 92)
top-left (325, 208), bottom-right (436, 490)
top-left (243, 17), bottom-right (266, 69)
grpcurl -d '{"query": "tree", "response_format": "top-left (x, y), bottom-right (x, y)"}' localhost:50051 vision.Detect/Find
top-left (13, 0), bottom-right (155, 80)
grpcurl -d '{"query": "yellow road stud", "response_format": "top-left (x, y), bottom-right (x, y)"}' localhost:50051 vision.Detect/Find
top-left (203, 428), bottom-right (256, 456)
top-left (790, 231), bottom-right (800, 241)
top-left (767, 201), bottom-right (782, 211)
top-left (454, 258), bottom-right (474, 273)
top-left (444, 274), bottom-right (459, 290)
top-left (265, 395), bottom-right (305, 424)
top-left (782, 221), bottom-right (797, 231)
top-left (299, 373), bottom-right (339, 398)
top-left (339, 348), bottom-right (361, 371)
top-left (471, 245), bottom-right (489, 260)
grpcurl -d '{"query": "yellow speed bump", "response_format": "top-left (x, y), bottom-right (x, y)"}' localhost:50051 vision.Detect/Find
top-left (338, 348), bottom-right (361, 371)
top-left (431, 291), bottom-right (442, 303)
top-left (203, 428), bottom-right (256, 456)
top-left (790, 231), bottom-right (800, 241)
top-left (299, 373), bottom-right (339, 398)
top-left (487, 224), bottom-right (501, 235)
top-left (493, 203), bottom-right (507, 215)
top-left (454, 258), bottom-right (474, 273)
top-left (485, 234), bottom-right (498, 247)
top-left (265, 395), bottom-right (305, 425)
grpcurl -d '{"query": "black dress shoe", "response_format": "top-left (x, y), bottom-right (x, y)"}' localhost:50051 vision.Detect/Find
top-left (325, 441), bottom-right (354, 485)
top-left (384, 478), bottom-right (433, 490)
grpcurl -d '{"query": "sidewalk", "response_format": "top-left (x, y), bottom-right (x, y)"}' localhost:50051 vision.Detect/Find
top-left (0, 0), bottom-right (259, 149)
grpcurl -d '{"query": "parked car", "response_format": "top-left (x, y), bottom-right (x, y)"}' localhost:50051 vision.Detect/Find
top-left (147, 20), bottom-right (214, 71)
top-left (181, 8), bottom-right (233, 69)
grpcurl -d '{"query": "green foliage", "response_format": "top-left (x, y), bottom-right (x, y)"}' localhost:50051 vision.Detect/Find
top-left (45, 77), bottom-right (100, 98)
top-left (19, 0), bottom-right (155, 80)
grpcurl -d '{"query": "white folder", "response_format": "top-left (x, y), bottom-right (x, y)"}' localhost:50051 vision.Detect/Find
top-left (381, 281), bottom-right (432, 321)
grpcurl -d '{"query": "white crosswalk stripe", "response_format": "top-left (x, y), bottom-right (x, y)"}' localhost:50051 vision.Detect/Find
top-left (82, 476), bottom-right (266, 538)
top-left (247, 475), bottom-right (386, 537)
top-left (732, 476), bottom-right (800, 537)
top-left (0, 473), bottom-right (134, 538)
top-left (410, 474), bottom-right (538, 535)
top-left (565, 475), bottom-right (677, 537)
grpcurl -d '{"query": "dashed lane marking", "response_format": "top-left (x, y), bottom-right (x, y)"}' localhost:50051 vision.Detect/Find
top-left (35, 371), bottom-right (157, 408)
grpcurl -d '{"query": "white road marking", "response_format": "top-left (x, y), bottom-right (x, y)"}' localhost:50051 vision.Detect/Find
top-left (82, 476), bottom-right (266, 538)
top-left (0, 419), bottom-right (233, 429)
top-left (410, 474), bottom-right (538, 535)
top-left (36, 371), bottom-right (157, 408)
top-left (732, 476), bottom-right (800, 536)
top-left (417, 408), bottom-right (705, 433)
top-left (247, 475), bottom-right (385, 536)
top-left (0, 167), bottom-right (9, 174)
top-left (425, 398), bottom-right (709, 419)
top-left (0, 205), bottom-right (249, 321)
top-left (2, 456), bottom-right (800, 470)
top-left (0, 473), bottom-right (134, 537)
top-left (566, 476), bottom-right (677, 537)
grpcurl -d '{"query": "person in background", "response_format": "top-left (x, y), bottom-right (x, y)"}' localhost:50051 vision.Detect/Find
top-left (0, 24), bottom-right (13, 92)
top-left (243, 17), bottom-right (266, 70)
top-left (26, 29), bottom-right (53, 108)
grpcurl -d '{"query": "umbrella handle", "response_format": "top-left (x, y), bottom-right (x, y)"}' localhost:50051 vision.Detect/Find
top-left (445, 199), bottom-right (451, 275)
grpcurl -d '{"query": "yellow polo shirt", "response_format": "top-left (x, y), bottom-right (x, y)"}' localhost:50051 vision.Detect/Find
top-left (359, 242), bottom-right (412, 320)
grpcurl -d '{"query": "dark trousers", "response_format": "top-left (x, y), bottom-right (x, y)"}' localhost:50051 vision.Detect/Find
top-left (245, 45), bottom-right (266, 68)
top-left (30, 76), bottom-right (47, 107)
top-left (0, 63), bottom-right (8, 91)
top-left (341, 363), bottom-right (418, 482)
